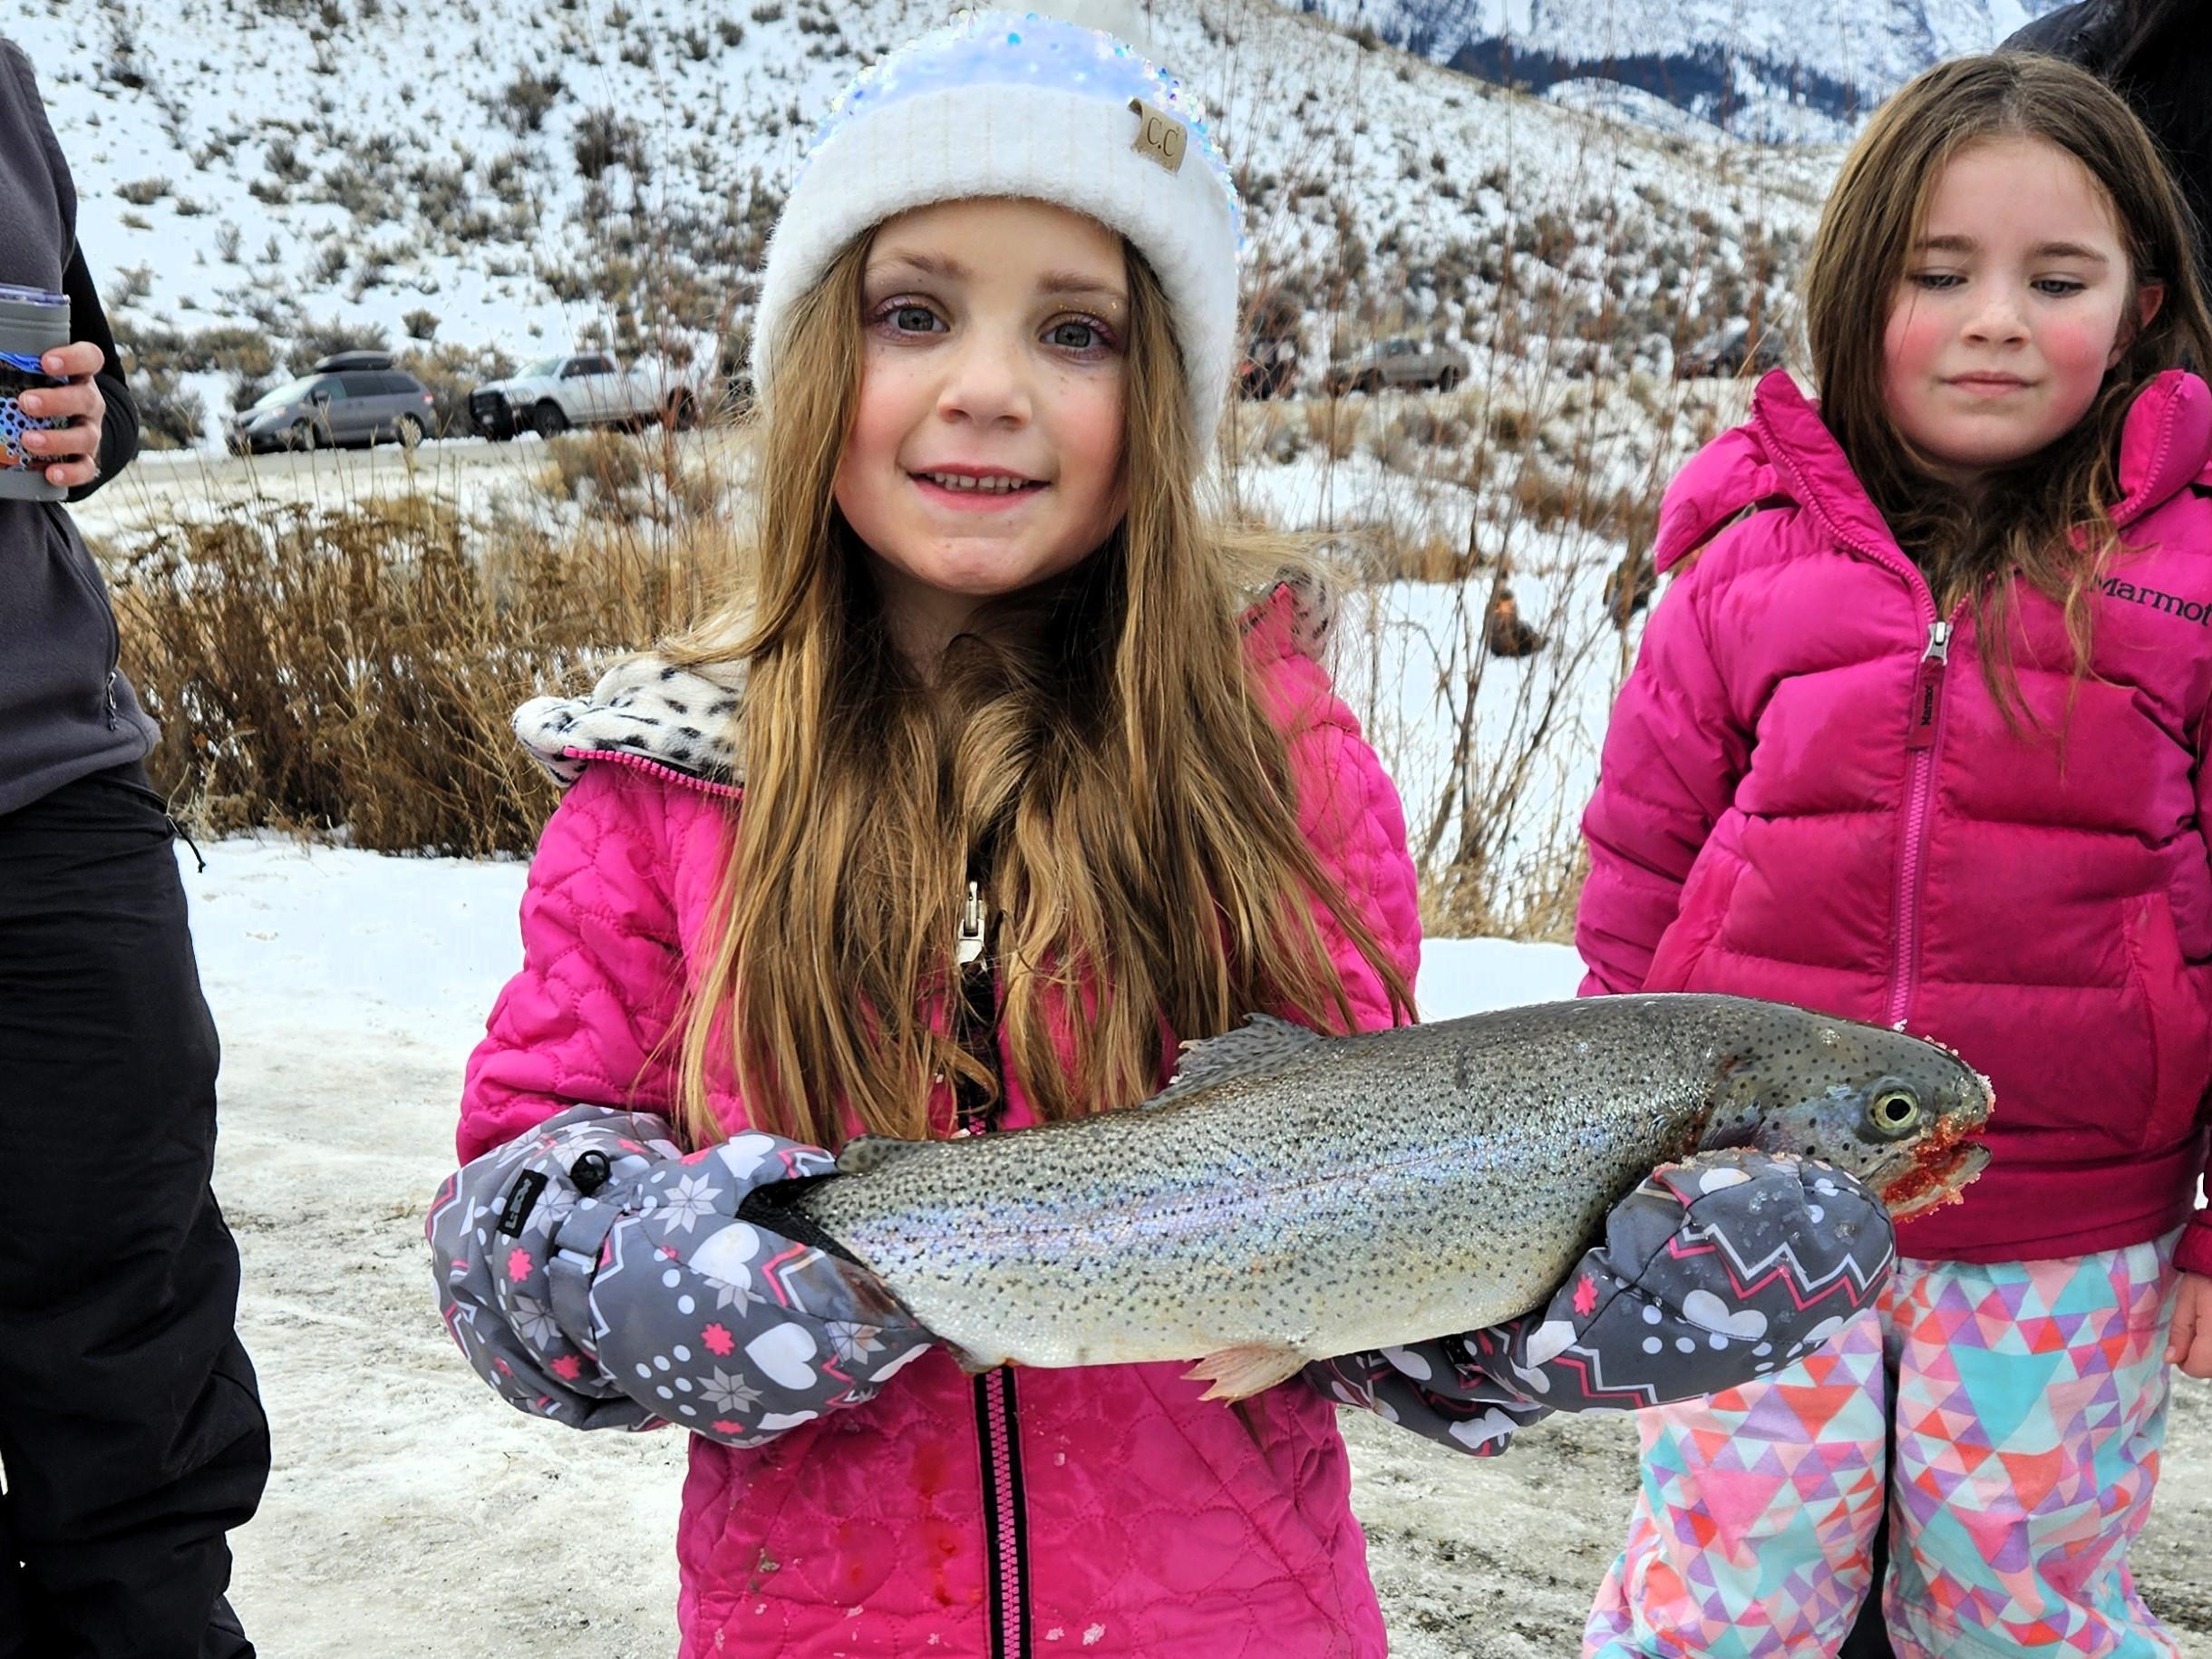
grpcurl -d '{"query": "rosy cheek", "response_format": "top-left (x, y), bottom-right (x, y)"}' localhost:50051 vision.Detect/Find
top-left (1883, 298), bottom-right (1950, 388)
top-left (1090, 398), bottom-right (1126, 478)
top-left (2037, 314), bottom-right (2122, 401)
top-left (845, 367), bottom-right (912, 469)
top-left (1059, 382), bottom-right (1124, 484)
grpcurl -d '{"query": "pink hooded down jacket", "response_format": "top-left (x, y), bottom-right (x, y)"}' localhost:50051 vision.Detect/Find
top-left (1579, 369), bottom-right (2212, 1276)
top-left (456, 588), bottom-right (1425, 1658)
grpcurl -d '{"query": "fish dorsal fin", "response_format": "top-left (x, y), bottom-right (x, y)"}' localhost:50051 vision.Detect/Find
top-left (1149, 1014), bottom-right (1325, 1107)
top-left (836, 1135), bottom-right (935, 1177)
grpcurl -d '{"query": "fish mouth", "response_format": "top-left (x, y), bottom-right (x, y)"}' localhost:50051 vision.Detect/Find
top-left (1878, 1131), bottom-right (1991, 1219)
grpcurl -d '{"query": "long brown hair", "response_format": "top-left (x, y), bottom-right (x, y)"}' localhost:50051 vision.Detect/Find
top-left (1800, 53), bottom-right (2212, 716)
top-left (664, 227), bottom-right (1412, 1148)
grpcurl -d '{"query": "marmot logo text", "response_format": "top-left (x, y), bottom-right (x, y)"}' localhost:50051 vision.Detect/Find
top-left (2100, 577), bottom-right (2212, 626)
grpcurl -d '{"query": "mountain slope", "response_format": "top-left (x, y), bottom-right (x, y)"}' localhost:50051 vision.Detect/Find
top-left (7, 0), bottom-right (1827, 441)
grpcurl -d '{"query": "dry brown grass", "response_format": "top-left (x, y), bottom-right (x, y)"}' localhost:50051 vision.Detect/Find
top-left (108, 479), bottom-right (732, 856)
top-left (538, 427), bottom-right (647, 502)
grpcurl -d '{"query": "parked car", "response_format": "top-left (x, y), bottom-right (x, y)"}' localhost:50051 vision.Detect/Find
top-left (467, 350), bottom-right (703, 441)
top-left (1674, 319), bottom-right (1788, 380)
top-left (1323, 335), bottom-right (1469, 396)
top-left (226, 353), bottom-right (437, 453)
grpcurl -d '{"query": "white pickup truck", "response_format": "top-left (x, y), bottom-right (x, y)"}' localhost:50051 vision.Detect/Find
top-left (467, 350), bottom-right (703, 440)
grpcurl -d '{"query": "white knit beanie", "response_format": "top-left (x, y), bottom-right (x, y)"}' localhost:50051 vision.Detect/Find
top-left (751, 2), bottom-right (1245, 448)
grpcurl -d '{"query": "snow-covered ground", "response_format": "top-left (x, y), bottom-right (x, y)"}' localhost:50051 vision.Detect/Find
top-left (187, 836), bottom-right (2211, 1655)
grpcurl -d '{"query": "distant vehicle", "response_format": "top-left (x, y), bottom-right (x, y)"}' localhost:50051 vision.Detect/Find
top-left (1675, 319), bottom-right (1788, 380)
top-left (1324, 335), bottom-right (1469, 396)
top-left (467, 351), bottom-right (703, 441)
top-left (226, 363), bottom-right (436, 453)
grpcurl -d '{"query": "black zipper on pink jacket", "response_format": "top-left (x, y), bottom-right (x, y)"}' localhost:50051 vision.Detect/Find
top-left (953, 877), bottom-right (1031, 1659)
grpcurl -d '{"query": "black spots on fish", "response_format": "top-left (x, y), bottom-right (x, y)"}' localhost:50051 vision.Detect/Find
top-left (1452, 1050), bottom-right (1474, 1094)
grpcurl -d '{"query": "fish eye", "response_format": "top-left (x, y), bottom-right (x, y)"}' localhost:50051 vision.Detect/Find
top-left (1868, 1088), bottom-right (1923, 1138)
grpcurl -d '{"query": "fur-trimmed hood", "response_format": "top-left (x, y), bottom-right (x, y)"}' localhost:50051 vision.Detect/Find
top-left (514, 657), bottom-right (750, 790)
top-left (512, 575), bottom-right (1340, 791)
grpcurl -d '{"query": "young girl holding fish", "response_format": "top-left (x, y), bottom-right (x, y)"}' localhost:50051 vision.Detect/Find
top-left (424, 5), bottom-right (1880, 1652)
top-left (1577, 52), bottom-right (2212, 1659)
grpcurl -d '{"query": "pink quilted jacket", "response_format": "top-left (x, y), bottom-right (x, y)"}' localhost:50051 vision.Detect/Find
top-left (1580, 368), bottom-right (2212, 1276)
top-left (457, 588), bottom-right (1424, 1657)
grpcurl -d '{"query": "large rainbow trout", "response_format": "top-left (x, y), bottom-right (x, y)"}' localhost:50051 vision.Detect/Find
top-left (776, 993), bottom-right (1993, 1399)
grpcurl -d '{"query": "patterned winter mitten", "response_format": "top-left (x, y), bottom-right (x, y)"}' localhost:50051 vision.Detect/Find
top-left (1310, 1148), bottom-right (1895, 1455)
top-left (428, 1104), bottom-right (934, 1447)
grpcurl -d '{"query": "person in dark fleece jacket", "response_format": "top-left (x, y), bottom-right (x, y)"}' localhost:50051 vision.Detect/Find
top-left (0, 34), bottom-right (268, 1659)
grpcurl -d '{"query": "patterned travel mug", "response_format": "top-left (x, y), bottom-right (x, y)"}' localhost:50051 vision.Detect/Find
top-left (0, 285), bottom-right (71, 501)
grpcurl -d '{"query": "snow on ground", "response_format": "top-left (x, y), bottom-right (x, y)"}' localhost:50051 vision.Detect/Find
top-left (185, 836), bottom-right (2211, 1655)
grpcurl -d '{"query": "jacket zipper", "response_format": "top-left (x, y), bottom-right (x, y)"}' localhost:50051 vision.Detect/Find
top-left (1888, 616), bottom-right (1953, 1025)
top-left (101, 555), bottom-right (120, 728)
top-left (974, 1366), bottom-right (1029, 1659)
top-left (952, 877), bottom-right (994, 1130)
top-left (554, 747), bottom-right (744, 798)
top-left (52, 508), bottom-right (122, 729)
top-left (951, 875), bottom-right (1028, 1658)
top-left (1745, 402), bottom-right (1973, 1032)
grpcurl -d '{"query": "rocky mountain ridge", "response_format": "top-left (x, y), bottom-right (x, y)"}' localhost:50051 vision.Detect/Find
top-left (1280, 0), bottom-right (2072, 141)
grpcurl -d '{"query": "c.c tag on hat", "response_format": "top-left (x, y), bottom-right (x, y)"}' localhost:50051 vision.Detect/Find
top-left (1127, 97), bottom-right (1187, 174)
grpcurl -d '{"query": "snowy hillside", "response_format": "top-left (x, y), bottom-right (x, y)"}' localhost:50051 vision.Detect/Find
top-left (1281, 0), bottom-right (2074, 141)
top-left (5, 0), bottom-right (1829, 442)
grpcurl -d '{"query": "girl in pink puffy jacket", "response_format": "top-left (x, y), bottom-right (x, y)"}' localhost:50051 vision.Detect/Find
top-left (424, 6), bottom-right (1893, 1654)
top-left (1578, 53), bottom-right (2212, 1659)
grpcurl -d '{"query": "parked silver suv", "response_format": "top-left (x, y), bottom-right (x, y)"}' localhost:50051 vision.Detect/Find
top-left (1324, 335), bottom-right (1470, 395)
top-left (227, 351), bottom-right (437, 453)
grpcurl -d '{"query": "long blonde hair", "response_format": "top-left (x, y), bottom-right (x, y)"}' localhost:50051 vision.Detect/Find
top-left (665, 228), bottom-right (1412, 1148)
top-left (1800, 53), bottom-right (2212, 719)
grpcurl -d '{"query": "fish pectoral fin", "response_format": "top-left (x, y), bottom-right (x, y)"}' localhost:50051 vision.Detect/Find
top-left (947, 1344), bottom-right (1007, 1377)
top-left (835, 1134), bottom-right (935, 1177)
top-left (1184, 1343), bottom-right (1309, 1402)
top-left (1149, 1014), bottom-right (1326, 1107)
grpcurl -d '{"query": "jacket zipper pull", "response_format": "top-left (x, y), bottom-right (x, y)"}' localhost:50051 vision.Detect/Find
top-left (1906, 621), bottom-right (1950, 751)
top-left (956, 879), bottom-right (986, 967)
top-left (949, 878), bottom-right (996, 1137)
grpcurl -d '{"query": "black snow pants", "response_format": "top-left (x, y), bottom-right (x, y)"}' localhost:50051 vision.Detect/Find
top-left (0, 763), bottom-right (267, 1658)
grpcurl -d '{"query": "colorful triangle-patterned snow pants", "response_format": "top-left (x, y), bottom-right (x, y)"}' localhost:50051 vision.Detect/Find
top-left (1583, 1232), bottom-right (2183, 1658)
